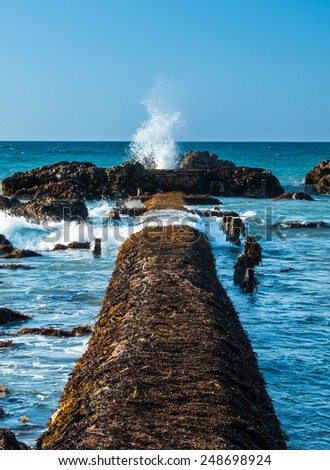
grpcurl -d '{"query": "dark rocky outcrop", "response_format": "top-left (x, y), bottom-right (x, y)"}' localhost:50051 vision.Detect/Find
top-left (4, 249), bottom-right (42, 259)
top-left (305, 160), bottom-right (330, 194)
top-left (178, 151), bottom-right (236, 169)
top-left (37, 225), bottom-right (286, 450)
top-left (152, 167), bottom-right (284, 198)
top-left (0, 307), bottom-right (31, 324)
top-left (0, 195), bottom-right (88, 223)
top-left (0, 408), bottom-right (5, 419)
top-left (0, 429), bottom-right (29, 450)
top-left (273, 191), bottom-right (314, 201)
top-left (16, 325), bottom-right (93, 338)
top-left (52, 242), bottom-right (90, 251)
top-left (2, 160), bottom-right (284, 200)
top-left (0, 340), bottom-right (14, 348)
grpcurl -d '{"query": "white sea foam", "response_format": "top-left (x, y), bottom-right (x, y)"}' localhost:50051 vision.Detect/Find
top-left (130, 78), bottom-right (183, 169)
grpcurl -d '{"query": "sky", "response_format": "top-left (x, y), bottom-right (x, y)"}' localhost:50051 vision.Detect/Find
top-left (0, 0), bottom-right (329, 141)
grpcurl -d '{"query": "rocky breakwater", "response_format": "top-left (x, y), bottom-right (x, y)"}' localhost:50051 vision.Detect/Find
top-left (305, 160), bottom-right (330, 194)
top-left (3, 151), bottom-right (284, 200)
top-left (37, 223), bottom-right (286, 450)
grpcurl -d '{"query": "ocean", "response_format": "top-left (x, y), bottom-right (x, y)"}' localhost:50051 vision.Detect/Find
top-left (0, 141), bottom-right (329, 449)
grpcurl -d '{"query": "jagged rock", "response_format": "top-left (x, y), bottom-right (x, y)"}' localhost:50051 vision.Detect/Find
top-left (16, 325), bottom-right (93, 338)
top-left (4, 249), bottom-right (42, 259)
top-left (0, 307), bottom-right (31, 325)
top-left (273, 191), bottom-right (314, 201)
top-left (244, 236), bottom-right (262, 267)
top-left (233, 254), bottom-right (247, 285)
top-left (305, 160), bottom-right (330, 194)
top-left (3, 160), bottom-right (284, 199)
top-left (1, 195), bottom-right (88, 223)
top-left (178, 151), bottom-right (236, 169)
top-left (0, 264), bottom-right (35, 270)
top-left (241, 268), bottom-right (259, 294)
top-left (0, 408), bottom-right (5, 419)
top-left (0, 429), bottom-right (29, 450)
top-left (14, 198), bottom-right (88, 223)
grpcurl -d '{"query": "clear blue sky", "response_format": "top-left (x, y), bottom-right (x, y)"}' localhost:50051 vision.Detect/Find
top-left (0, 0), bottom-right (329, 141)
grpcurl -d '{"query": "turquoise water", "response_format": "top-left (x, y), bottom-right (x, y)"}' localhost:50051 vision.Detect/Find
top-left (0, 141), bottom-right (329, 449)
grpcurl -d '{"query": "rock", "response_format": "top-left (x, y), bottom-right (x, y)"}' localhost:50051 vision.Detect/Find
top-left (16, 325), bottom-right (93, 338)
top-left (0, 234), bottom-right (14, 255)
top-left (178, 151), bottom-right (236, 169)
top-left (1, 195), bottom-right (88, 224)
top-left (4, 249), bottom-right (42, 259)
top-left (2, 161), bottom-right (108, 200)
top-left (233, 254), bottom-right (247, 285)
top-left (52, 242), bottom-right (90, 251)
top-left (0, 429), bottom-right (29, 450)
top-left (275, 221), bottom-right (326, 229)
top-left (14, 198), bottom-right (88, 223)
top-left (52, 244), bottom-right (69, 251)
top-left (108, 208), bottom-right (121, 220)
top-left (244, 236), bottom-right (262, 267)
top-left (152, 167), bottom-right (284, 198)
top-left (37, 225), bottom-right (287, 450)
top-left (0, 340), bottom-right (14, 348)
top-left (3, 160), bottom-right (284, 200)
top-left (280, 267), bottom-right (294, 273)
top-left (0, 264), bottom-right (35, 270)
top-left (241, 268), bottom-right (258, 294)
top-left (305, 160), bottom-right (330, 194)
top-left (0, 307), bottom-right (31, 324)
top-left (182, 194), bottom-right (221, 205)
top-left (273, 191), bottom-right (314, 201)
top-left (67, 242), bottom-right (90, 249)
top-left (0, 408), bottom-right (5, 419)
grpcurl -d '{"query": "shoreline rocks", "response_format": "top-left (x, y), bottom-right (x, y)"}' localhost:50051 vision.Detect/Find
top-left (273, 191), bottom-right (314, 201)
top-left (15, 325), bottom-right (93, 338)
top-left (37, 225), bottom-right (286, 450)
top-left (2, 159), bottom-right (285, 200)
top-left (0, 307), bottom-right (31, 325)
top-left (305, 160), bottom-right (330, 194)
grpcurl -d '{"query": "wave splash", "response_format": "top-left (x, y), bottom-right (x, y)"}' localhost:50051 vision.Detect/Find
top-left (130, 79), bottom-right (183, 169)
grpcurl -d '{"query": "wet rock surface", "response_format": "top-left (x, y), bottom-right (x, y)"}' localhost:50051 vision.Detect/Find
top-left (37, 225), bottom-right (286, 450)
top-left (4, 249), bottom-right (42, 259)
top-left (0, 429), bottom-right (29, 450)
top-left (305, 160), bottom-right (330, 194)
top-left (0, 307), bottom-right (31, 325)
top-left (0, 264), bottom-right (35, 270)
top-left (2, 159), bottom-right (284, 199)
top-left (273, 191), bottom-right (314, 201)
top-left (0, 195), bottom-right (88, 223)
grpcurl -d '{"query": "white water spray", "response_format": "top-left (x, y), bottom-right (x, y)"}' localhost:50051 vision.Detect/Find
top-left (130, 79), bottom-right (183, 169)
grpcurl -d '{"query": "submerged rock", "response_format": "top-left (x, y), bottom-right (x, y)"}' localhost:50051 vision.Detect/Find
top-left (178, 150), bottom-right (236, 169)
top-left (0, 307), bottom-right (31, 324)
top-left (0, 264), bottom-right (35, 270)
top-left (16, 325), bottom-right (93, 338)
top-left (37, 225), bottom-right (287, 450)
top-left (0, 429), bottom-right (29, 450)
top-left (4, 249), bottom-right (42, 259)
top-left (305, 160), bottom-right (330, 194)
top-left (273, 191), bottom-right (314, 201)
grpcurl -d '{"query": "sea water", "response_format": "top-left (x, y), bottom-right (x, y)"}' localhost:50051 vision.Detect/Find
top-left (0, 141), bottom-right (329, 449)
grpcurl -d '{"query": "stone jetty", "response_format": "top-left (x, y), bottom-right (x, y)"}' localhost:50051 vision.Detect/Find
top-left (37, 223), bottom-right (287, 450)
